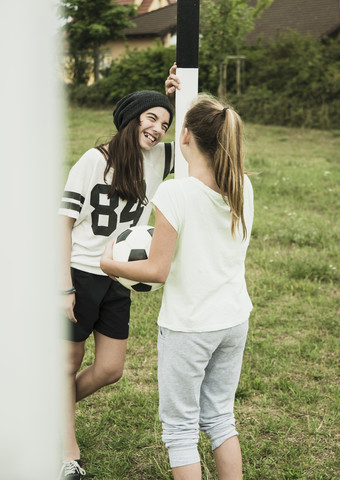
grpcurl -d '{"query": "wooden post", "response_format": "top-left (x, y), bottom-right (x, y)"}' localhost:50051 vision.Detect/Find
top-left (218, 60), bottom-right (227, 99)
top-left (236, 57), bottom-right (241, 95)
top-left (225, 55), bottom-right (246, 96)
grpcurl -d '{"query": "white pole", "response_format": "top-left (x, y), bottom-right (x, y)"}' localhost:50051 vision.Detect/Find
top-left (175, 68), bottom-right (199, 179)
top-left (0, 1), bottom-right (62, 479)
top-left (174, 0), bottom-right (200, 179)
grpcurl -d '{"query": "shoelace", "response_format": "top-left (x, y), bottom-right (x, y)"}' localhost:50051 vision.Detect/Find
top-left (58, 460), bottom-right (86, 479)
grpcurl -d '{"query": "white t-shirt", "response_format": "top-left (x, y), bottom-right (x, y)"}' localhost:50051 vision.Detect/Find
top-left (151, 175), bottom-right (254, 332)
top-left (59, 143), bottom-right (174, 275)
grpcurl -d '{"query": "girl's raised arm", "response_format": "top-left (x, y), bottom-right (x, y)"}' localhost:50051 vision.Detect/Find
top-left (100, 208), bottom-right (177, 284)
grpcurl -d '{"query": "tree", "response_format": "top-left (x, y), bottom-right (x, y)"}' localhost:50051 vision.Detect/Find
top-left (199, 0), bottom-right (273, 95)
top-left (60, 0), bottom-right (137, 84)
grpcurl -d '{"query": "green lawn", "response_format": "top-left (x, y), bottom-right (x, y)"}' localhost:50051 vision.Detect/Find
top-left (64, 106), bottom-right (340, 480)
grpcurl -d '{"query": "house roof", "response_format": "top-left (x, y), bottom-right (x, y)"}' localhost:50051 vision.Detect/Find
top-left (247, 0), bottom-right (340, 44)
top-left (124, 4), bottom-right (177, 37)
top-left (122, 0), bottom-right (340, 42)
top-left (117, 0), bottom-right (176, 16)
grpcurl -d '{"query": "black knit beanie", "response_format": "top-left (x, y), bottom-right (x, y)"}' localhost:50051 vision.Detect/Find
top-left (113, 90), bottom-right (174, 131)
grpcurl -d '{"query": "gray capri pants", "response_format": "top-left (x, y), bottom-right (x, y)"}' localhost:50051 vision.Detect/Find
top-left (157, 320), bottom-right (249, 468)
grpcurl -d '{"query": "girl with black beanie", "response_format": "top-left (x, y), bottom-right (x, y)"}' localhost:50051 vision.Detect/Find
top-left (58, 87), bottom-right (174, 480)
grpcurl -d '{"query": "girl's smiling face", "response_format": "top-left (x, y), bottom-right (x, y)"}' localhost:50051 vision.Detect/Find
top-left (138, 107), bottom-right (170, 150)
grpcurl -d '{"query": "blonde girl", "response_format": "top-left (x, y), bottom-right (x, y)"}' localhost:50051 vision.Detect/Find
top-left (101, 93), bottom-right (254, 480)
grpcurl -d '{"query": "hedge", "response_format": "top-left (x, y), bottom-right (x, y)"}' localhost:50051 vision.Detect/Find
top-left (65, 32), bottom-right (340, 129)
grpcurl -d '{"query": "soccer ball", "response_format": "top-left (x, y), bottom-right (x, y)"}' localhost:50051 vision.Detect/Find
top-left (112, 225), bottom-right (164, 292)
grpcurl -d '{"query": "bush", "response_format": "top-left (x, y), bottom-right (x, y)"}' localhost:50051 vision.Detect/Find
top-left (244, 31), bottom-right (340, 102)
top-left (66, 32), bottom-right (340, 128)
top-left (67, 43), bottom-right (176, 107)
top-left (227, 87), bottom-right (340, 129)
top-left (224, 31), bottom-right (340, 128)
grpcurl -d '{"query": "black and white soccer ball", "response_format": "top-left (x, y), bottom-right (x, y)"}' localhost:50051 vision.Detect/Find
top-left (112, 225), bottom-right (164, 292)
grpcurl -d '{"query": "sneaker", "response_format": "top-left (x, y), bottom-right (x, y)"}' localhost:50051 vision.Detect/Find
top-left (58, 460), bottom-right (86, 480)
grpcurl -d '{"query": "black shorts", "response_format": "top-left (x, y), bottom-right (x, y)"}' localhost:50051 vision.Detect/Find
top-left (64, 268), bottom-right (131, 342)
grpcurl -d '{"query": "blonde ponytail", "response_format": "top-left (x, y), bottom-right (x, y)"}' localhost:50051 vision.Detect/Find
top-left (216, 107), bottom-right (246, 239)
top-left (184, 94), bottom-right (247, 239)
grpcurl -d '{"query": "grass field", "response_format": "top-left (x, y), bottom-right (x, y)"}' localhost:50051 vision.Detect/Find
top-left (63, 107), bottom-right (340, 480)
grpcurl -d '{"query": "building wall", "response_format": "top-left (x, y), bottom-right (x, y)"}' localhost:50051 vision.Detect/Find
top-left (62, 35), bottom-right (170, 84)
top-left (101, 32), bottom-right (174, 70)
top-left (104, 36), bottom-right (155, 63)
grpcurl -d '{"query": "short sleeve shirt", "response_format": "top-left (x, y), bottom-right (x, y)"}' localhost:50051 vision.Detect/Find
top-left (59, 143), bottom-right (174, 275)
top-left (151, 175), bottom-right (254, 332)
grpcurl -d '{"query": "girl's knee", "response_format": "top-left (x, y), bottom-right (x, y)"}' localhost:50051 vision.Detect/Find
top-left (95, 363), bottom-right (124, 386)
top-left (106, 367), bottom-right (123, 385)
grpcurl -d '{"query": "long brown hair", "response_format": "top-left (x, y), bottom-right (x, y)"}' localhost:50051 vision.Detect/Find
top-left (97, 117), bottom-right (147, 204)
top-left (184, 93), bottom-right (247, 239)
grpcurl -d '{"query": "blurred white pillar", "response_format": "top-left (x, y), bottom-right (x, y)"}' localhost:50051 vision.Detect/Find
top-left (0, 1), bottom-right (62, 479)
